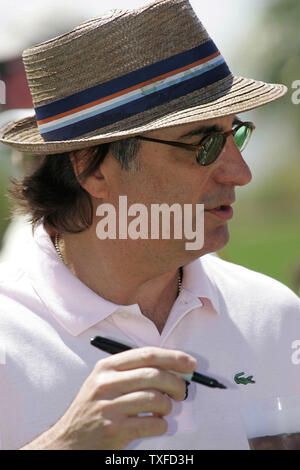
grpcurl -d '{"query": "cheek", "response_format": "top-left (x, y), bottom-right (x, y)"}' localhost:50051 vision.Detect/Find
top-left (117, 171), bottom-right (156, 203)
top-left (117, 157), bottom-right (214, 206)
top-left (117, 164), bottom-right (168, 203)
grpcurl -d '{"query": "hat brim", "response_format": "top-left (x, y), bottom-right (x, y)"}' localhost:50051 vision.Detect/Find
top-left (0, 76), bottom-right (287, 155)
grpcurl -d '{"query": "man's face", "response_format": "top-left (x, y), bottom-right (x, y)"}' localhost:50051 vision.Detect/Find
top-left (97, 114), bottom-right (252, 268)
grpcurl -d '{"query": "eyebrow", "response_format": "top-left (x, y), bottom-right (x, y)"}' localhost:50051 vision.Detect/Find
top-left (178, 124), bottom-right (223, 140)
top-left (178, 115), bottom-right (239, 140)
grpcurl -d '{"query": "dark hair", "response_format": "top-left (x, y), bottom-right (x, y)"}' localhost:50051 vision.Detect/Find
top-left (7, 137), bottom-right (141, 234)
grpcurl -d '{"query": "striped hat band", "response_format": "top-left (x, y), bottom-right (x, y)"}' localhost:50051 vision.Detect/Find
top-left (36, 40), bottom-right (230, 141)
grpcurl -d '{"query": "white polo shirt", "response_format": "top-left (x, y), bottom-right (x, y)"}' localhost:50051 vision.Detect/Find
top-left (0, 220), bottom-right (299, 450)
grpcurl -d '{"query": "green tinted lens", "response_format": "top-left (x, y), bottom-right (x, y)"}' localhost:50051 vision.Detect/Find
top-left (196, 134), bottom-right (225, 166)
top-left (234, 124), bottom-right (251, 151)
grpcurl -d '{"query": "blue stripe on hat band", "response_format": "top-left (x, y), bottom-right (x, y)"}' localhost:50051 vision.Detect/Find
top-left (35, 40), bottom-right (220, 122)
top-left (41, 62), bottom-right (231, 141)
top-left (39, 55), bottom-right (225, 134)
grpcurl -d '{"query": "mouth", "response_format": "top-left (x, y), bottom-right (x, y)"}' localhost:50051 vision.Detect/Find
top-left (204, 202), bottom-right (234, 221)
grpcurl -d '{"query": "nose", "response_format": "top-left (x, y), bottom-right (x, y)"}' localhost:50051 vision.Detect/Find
top-left (212, 136), bottom-right (252, 186)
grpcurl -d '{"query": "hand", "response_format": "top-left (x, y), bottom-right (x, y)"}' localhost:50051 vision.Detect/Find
top-left (51, 347), bottom-right (197, 450)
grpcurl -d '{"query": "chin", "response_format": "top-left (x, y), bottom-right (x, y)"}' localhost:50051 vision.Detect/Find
top-left (203, 225), bottom-right (230, 254)
top-left (176, 224), bottom-right (230, 261)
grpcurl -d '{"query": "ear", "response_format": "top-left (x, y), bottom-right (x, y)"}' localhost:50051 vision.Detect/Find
top-left (69, 150), bottom-right (109, 199)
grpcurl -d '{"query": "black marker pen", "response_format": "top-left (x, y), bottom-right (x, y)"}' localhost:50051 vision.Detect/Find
top-left (90, 336), bottom-right (226, 389)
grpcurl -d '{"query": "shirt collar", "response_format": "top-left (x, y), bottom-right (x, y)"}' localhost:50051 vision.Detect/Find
top-left (24, 220), bottom-right (219, 336)
top-left (24, 220), bottom-right (122, 336)
top-left (181, 255), bottom-right (220, 314)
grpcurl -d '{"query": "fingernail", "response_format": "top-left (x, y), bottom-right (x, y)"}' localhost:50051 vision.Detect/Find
top-left (184, 380), bottom-right (190, 400)
top-left (187, 356), bottom-right (197, 369)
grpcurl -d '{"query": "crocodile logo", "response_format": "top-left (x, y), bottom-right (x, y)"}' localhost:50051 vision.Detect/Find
top-left (234, 372), bottom-right (256, 385)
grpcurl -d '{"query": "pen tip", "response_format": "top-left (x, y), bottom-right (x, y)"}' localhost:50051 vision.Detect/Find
top-left (218, 383), bottom-right (227, 389)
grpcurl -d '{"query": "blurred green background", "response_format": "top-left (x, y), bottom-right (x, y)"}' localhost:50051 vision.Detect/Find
top-left (0, 0), bottom-right (299, 294)
top-left (219, 0), bottom-right (300, 294)
top-left (0, 147), bottom-right (15, 246)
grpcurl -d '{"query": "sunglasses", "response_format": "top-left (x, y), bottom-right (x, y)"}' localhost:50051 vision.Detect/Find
top-left (137, 119), bottom-right (255, 166)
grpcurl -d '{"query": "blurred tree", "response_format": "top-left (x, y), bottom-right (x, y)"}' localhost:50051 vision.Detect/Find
top-left (250, 0), bottom-right (300, 131)
top-left (0, 8), bottom-right (93, 246)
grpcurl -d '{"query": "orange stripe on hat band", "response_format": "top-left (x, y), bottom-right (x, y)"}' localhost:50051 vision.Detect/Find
top-left (37, 51), bottom-right (220, 126)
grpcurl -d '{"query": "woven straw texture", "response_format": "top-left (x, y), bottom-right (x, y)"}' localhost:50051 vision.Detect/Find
top-left (0, 0), bottom-right (288, 154)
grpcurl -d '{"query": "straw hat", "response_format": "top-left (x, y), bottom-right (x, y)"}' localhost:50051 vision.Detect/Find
top-left (0, 0), bottom-right (287, 155)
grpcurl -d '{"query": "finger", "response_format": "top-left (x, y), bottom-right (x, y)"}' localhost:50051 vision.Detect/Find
top-left (124, 415), bottom-right (168, 440)
top-left (97, 346), bottom-right (197, 374)
top-left (108, 390), bottom-right (173, 417)
top-left (95, 367), bottom-right (186, 401)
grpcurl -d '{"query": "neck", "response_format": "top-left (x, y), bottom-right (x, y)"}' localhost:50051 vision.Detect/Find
top-left (52, 226), bottom-right (182, 334)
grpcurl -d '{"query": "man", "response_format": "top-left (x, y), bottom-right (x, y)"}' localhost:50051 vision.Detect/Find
top-left (0, 0), bottom-right (299, 450)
